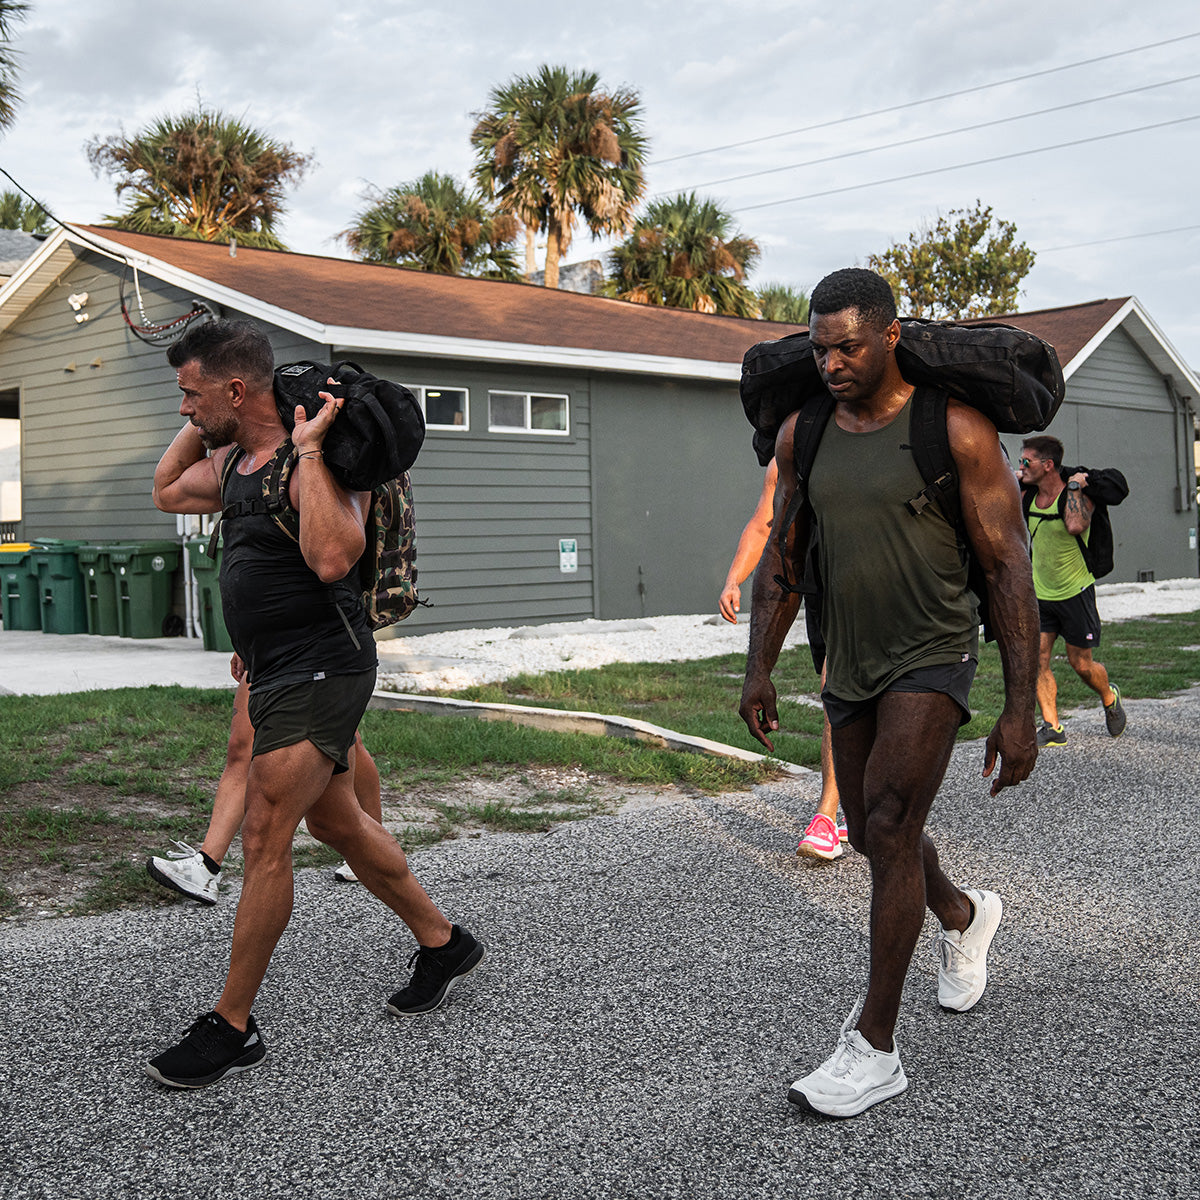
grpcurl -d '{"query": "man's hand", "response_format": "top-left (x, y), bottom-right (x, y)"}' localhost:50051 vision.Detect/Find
top-left (718, 581), bottom-right (741, 624)
top-left (739, 674), bottom-right (780, 752)
top-left (981, 710), bottom-right (1038, 796)
top-left (292, 381), bottom-right (344, 454)
top-left (229, 653), bottom-right (246, 683)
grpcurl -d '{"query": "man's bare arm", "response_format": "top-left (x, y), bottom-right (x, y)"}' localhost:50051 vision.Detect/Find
top-left (739, 417), bottom-right (806, 751)
top-left (152, 424), bottom-right (226, 514)
top-left (1062, 471), bottom-right (1095, 536)
top-left (719, 458), bottom-right (778, 623)
top-left (948, 401), bottom-right (1038, 795)
top-left (290, 393), bottom-right (368, 582)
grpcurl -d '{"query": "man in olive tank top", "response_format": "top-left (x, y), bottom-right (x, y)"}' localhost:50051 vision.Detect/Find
top-left (740, 269), bottom-right (1038, 1117)
top-left (146, 320), bottom-right (483, 1089)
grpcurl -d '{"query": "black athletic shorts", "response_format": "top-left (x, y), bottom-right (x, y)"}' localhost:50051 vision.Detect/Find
top-left (247, 669), bottom-right (377, 773)
top-left (1038, 585), bottom-right (1102, 650)
top-left (823, 656), bottom-right (978, 730)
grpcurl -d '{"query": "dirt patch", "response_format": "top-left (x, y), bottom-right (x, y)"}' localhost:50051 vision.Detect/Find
top-left (1, 764), bottom-right (682, 923)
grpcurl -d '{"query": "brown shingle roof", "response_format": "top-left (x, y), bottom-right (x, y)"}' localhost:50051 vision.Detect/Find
top-left (75, 227), bottom-right (1130, 371)
top-left (77, 226), bottom-right (800, 365)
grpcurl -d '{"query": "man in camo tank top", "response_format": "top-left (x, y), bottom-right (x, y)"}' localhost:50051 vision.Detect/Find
top-left (740, 268), bottom-right (1038, 1117)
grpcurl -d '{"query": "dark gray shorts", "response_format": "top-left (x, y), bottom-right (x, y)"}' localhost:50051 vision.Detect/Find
top-left (247, 669), bottom-right (376, 774)
top-left (1038, 585), bottom-right (1102, 650)
top-left (823, 656), bottom-right (978, 730)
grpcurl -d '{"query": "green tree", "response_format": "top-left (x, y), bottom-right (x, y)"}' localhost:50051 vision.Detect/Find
top-left (86, 107), bottom-right (312, 250)
top-left (0, 187), bottom-right (48, 233)
top-left (756, 283), bottom-right (809, 324)
top-left (470, 64), bottom-right (647, 289)
top-left (866, 202), bottom-right (1035, 319)
top-left (606, 193), bottom-right (760, 316)
top-left (0, 1), bottom-right (29, 133)
top-left (340, 171), bottom-right (521, 280)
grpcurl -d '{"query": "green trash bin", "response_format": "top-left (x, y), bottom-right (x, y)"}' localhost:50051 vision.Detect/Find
top-left (78, 544), bottom-right (120, 636)
top-left (109, 540), bottom-right (181, 639)
top-left (185, 537), bottom-right (234, 653)
top-left (32, 539), bottom-right (87, 635)
top-left (0, 543), bottom-right (41, 630)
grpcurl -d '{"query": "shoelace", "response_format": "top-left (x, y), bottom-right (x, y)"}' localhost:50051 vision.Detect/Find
top-left (183, 1014), bottom-right (232, 1062)
top-left (166, 839), bottom-right (200, 861)
top-left (826, 1032), bottom-right (871, 1080)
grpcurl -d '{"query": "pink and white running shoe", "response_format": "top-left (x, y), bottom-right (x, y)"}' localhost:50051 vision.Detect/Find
top-left (797, 812), bottom-right (844, 861)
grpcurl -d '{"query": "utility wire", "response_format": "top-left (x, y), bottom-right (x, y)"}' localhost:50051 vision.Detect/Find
top-left (1041, 223), bottom-right (1200, 252)
top-left (653, 30), bottom-right (1200, 166)
top-left (734, 113), bottom-right (1200, 213)
top-left (656, 72), bottom-right (1200, 197)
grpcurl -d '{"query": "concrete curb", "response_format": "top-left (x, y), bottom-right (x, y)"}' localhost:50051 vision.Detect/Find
top-left (367, 689), bottom-right (810, 776)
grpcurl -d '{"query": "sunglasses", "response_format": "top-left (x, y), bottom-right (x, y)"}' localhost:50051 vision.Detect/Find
top-left (1018, 457), bottom-right (1038, 467)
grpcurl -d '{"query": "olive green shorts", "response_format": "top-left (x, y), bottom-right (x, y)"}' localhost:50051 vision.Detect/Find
top-left (247, 669), bottom-right (376, 774)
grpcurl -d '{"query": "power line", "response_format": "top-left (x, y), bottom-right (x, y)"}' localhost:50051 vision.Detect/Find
top-left (652, 30), bottom-right (1200, 166)
top-left (734, 113), bottom-right (1200, 213)
top-left (1041, 223), bottom-right (1200, 252)
top-left (656, 72), bottom-right (1200, 198)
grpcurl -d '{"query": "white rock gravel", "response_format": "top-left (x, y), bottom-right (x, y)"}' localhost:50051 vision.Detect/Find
top-left (376, 577), bottom-right (1200, 693)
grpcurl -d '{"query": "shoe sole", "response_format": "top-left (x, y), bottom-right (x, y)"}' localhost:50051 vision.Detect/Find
top-left (939, 893), bottom-right (1003, 1012)
top-left (146, 859), bottom-right (218, 906)
top-left (144, 1048), bottom-right (266, 1089)
top-left (796, 841), bottom-right (843, 861)
top-left (1038, 739), bottom-right (1067, 748)
top-left (787, 1070), bottom-right (908, 1118)
top-left (386, 943), bottom-right (485, 1017)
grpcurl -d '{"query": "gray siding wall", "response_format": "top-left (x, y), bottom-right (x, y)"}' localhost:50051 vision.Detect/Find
top-left (1002, 326), bottom-right (1197, 582)
top-left (0, 250), bottom-right (323, 543)
top-left (353, 354), bottom-right (594, 633)
top-left (590, 374), bottom-right (760, 619)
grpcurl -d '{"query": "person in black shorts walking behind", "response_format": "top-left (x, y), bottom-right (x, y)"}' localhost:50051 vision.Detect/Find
top-left (740, 268), bottom-right (1039, 1117)
top-left (146, 319), bottom-right (483, 1089)
top-left (1018, 435), bottom-right (1126, 748)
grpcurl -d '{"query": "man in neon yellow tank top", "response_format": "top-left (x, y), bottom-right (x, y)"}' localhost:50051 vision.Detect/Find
top-left (1018, 435), bottom-right (1127, 748)
top-left (740, 268), bottom-right (1039, 1117)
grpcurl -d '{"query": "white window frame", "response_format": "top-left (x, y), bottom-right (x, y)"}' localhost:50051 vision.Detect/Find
top-left (405, 384), bottom-right (470, 432)
top-left (487, 390), bottom-right (570, 436)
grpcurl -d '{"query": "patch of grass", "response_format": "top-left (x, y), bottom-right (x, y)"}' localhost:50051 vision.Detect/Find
top-left (443, 611), bottom-right (1200, 752)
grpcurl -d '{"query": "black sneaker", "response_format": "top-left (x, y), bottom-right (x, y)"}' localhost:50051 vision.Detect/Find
top-left (1037, 722), bottom-right (1067, 748)
top-left (387, 926), bottom-right (484, 1016)
top-left (145, 1011), bottom-right (266, 1089)
top-left (1104, 685), bottom-right (1127, 738)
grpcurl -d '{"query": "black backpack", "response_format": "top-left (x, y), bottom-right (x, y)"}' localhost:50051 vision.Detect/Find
top-left (1021, 466), bottom-right (1129, 580)
top-left (212, 440), bottom-right (427, 633)
top-left (274, 360), bottom-right (425, 492)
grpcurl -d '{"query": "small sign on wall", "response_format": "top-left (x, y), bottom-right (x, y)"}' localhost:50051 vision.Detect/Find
top-left (558, 538), bottom-right (578, 574)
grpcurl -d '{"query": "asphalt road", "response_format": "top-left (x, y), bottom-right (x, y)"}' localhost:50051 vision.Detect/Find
top-left (2, 690), bottom-right (1197, 1200)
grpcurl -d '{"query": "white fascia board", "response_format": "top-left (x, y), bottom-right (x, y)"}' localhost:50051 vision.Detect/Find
top-left (0, 227), bottom-right (78, 332)
top-left (1061, 299), bottom-right (1135, 381)
top-left (55, 227), bottom-right (743, 384)
top-left (328, 326), bottom-right (741, 382)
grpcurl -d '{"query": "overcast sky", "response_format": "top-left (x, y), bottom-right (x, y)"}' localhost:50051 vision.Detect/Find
top-left (2, 0), bottom-right (1199, 367)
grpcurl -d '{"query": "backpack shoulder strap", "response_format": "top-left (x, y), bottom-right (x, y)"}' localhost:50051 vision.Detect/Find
top-left (905, 387), bottom-right (957, 519)
top-left (774, 392), bottom-right (835, 596)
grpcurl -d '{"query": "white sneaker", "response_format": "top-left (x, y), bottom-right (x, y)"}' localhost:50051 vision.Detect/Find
top-left (788, 1005), bottom-right (908, 1118)
top-left (333, 861), bottom-right (359, 883)
top-left (146, 841), bottom-right (221, 905)
top-left (937, 888), bottom-right (1003, 1012)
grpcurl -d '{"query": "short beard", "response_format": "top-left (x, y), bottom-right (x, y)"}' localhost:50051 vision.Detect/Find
top-left (195, 416), bottom-right (237, 451)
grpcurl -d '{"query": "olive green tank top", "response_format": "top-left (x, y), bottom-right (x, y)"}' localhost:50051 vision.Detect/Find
top-left (808, 395), bottom-right (979, 701)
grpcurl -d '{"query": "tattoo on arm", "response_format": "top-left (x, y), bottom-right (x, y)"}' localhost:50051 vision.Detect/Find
top-left (1065, 492), bottom-right (1082, 518)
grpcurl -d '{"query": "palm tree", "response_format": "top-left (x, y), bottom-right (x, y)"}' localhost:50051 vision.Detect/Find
top-left (756, 283), bottom-right (809, 324)
top-left (0, 1), bottom-right (29, 133)
top-left (0, 187), bottom-right (48, 234)
top-left (340, 172), bottom-right (521, 280)
top-left (606, 193), bottom-right (760, 317)
top-left (470, 64), bottom-right (647, 289)
top-left (87, 106), bottom-right (312, 250)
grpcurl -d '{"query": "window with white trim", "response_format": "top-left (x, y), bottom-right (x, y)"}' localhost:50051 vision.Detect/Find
top-left (487, 390), bottom-right (569, 435)
top-left (406, 384), bottom-right (469, 430)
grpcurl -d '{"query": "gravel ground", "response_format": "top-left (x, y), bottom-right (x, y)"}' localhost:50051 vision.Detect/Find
top-left (1, 687), bottom-right (1196, 1198)
top-left (376, 578), bottom-right (1200, 692)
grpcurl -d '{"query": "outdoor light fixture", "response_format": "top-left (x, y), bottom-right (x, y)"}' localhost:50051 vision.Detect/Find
top-left (67, 291), bottom-right (89, 323)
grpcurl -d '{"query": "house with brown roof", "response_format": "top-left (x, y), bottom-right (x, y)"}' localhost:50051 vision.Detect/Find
top-left (0, 225), bottom-right (1195, 635)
